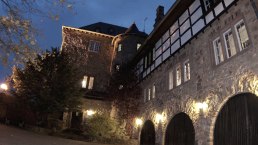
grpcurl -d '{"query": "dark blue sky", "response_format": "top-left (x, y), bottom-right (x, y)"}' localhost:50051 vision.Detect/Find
top-left (0, 0), bottom-right (175, 82)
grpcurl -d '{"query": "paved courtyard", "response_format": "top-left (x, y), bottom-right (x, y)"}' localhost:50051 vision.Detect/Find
top-left (0, 124), bottom-right (109, 145)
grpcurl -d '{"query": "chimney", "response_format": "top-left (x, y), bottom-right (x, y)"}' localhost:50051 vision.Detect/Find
top-left (153, 5), bottom-right (165, 28)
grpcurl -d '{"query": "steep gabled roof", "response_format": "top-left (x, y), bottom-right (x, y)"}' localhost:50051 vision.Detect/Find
top-left (125, 23), bottom-right (148, 37)
top-left (79, 22), bottom-right (128, 36)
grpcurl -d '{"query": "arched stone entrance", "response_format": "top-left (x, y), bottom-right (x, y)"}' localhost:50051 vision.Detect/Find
top-left (165, 113), bottom-right (195, 145)
top-left (214, 93), bottom-right (258, 145)
top-left (140, 120), bottom-right (155, 145)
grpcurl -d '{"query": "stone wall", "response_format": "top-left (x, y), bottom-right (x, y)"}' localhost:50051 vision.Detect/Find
top-left (138, 0), bottom-right (258, 145)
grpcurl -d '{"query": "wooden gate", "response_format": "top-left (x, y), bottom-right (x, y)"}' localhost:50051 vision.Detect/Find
top-left (214, 93), bottom-right (258, 145)
top-left (165, 113), bottom-right (195, 145)
top-left (140, 120), bottom-right (155, 145)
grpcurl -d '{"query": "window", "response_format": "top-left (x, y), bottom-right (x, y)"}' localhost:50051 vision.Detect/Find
top-left (152, 84), bottom-right (156, 98)
top-left (176, 65), bottom-right (181, 86)
top-left (169, 70), bottom-right (173, 90)
top-left (137, 43), bottom-right (141, 50)
top-left (213, 37), bottom-right (224, 64)
top-left (82, 76), bottom-right (88, 88)
top-left (88, 77), bottom-right (94, 90)
top-left (115, 64), bottom-right (120, 71)
top-left (88, 40), bottom-right (100, 52)
top-left (184, 60), bottom-right (190, 82)
top-left (203, 0), bottom-right (213, 11)
top-left (148, 88), bottom-right (151, 100)
top-left (118, 44), bottom-right (122, 52)
top-left (224, 29), bottom-right (236, 58)
top-left (235, 20), bottom-right (250, 51)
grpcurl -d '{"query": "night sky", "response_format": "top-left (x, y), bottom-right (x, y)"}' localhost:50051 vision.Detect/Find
top-left (0, 0), bottom-right (175, 82)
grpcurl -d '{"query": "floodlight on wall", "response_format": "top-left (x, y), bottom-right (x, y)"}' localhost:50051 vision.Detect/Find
top-left (155, 113), bottom-right (164, 123)
top-left (86, 110), bottom-right (96, 116)
top-left (135, 118), bottom-right (143, 126)
top-left (0, 83), bottom-right (8, 91)
top-left (196, 102), bottom-right (208, 113)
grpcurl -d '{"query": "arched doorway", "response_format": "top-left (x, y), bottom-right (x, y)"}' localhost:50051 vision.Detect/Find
top-left (165, 113), bottom-right (195, 145)
top-left (140, 120), bottom-right (155, 145)
top-left (214, 93), bottom-right (258, 145)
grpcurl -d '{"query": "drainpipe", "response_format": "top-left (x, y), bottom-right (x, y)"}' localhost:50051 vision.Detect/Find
top-left (250, 0), bottom-right (258, 19)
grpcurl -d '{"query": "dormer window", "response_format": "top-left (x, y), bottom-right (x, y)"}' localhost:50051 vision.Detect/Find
top-left (137, 43), bottom-right (142, 50)
top-left (118, 44), bottom-right (122, 52)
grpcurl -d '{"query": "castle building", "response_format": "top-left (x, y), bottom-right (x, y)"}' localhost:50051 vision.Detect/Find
top-left (61, 0), bottom-right (258, 144)
top-left (134, 0), bottom-right (258, 145)
top-left (61, 22), bottom-right (147, 128)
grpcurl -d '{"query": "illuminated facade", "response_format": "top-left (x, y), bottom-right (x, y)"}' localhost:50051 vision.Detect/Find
top-left (135, 0), bottom-right (258, 145)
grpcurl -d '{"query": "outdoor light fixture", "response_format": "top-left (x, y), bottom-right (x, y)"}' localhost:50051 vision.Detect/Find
top-left (135, 118), bottom-right (143, 126)
top-left (0, 83), bottom-right (8, 91)
top-left (155, 113), bottom-right (164, 123)
top-left (86, 110), bottom-right (96, 116)
top-left (196, 102), bottom-right (208, 112)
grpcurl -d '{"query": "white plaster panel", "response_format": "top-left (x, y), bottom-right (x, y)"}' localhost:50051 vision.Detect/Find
top-left (179, 10), bottom-right (189, 25)
top-left (163, 48), bottom-right (170, 60)
top-left (181, 29), bottom-right (192, 45)
top-left (170, 21), bottom-right (179, 34)
top-left (171, 39), bottom-right (180, 54)
top-left (214, 3), bottom-right (224, 16)
top-left (155, 56), bottom-right (162, 66)
top-left (191, 7), bottom-right (203, 24)
top-left (180, 19), bottom-right (190, 34)
top-left (205, 11), bottom-right (214, 24)
top-left (171, 30), bottom-right (179, 44)
top-left (189, 0), bottom-right (201, 14)
top-left (224, 0), bottom-right (234, 7)
top-left (192, 18), bottom-right (205, 35)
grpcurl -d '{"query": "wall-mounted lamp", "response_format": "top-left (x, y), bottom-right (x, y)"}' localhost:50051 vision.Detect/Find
top-left (196, 102), bottom-right (208, 114)
top-left (135, 118), bottom-right (143, 126)
top-left (0, 83), bottom-right (8, 91)
top-left (155, 113), bottom-right (164, 123)
top-left (86, 109), bottom-right (96, 116)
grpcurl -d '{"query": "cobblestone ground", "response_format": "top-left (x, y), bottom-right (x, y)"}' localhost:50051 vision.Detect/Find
top-left (0, 124), bottom-right (109, 145)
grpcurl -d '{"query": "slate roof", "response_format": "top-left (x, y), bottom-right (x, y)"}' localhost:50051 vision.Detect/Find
top-left (79, 22), bottom-right (127, 36)
top-left (80, 22), bottom-right (147, 37)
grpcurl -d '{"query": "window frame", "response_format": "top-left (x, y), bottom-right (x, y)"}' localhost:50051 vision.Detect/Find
top-left (223, 28), bottom-right (237, 58)
top-left (234, 19), bottom-right (250, 51)
top-left (176, 65), bottom-right (182, 86)
top-left (213, 37), bottom-right (224, 65)
top-left (169, 70), bottom-right (173, 90)
top-left (183, 60), bottom-right (191, 82)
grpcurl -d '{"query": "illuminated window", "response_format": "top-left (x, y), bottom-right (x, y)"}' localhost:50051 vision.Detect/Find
top-left (118, 44), bottom-right (122, 52)
top-left (82, 76), bottom-right (88, 88)
top-left (169, 70), bottom-right (173, 90)
top-left (88, 40), bottom-right (100, 52)
top-left (176, 65), bottom-right (181, 86)
top-left (213, 37), bottom-right (224, 65)
top-left (235, 20), bottom-right (250, 51)
top-left (143, 89), bottom-right (146, 103)
top-left (152, 84), bottom-right (156, 98)
top-left (184, 60), bottom-right (190, 82)
top-left (137, 43), bottom-right (142, 50)
top-left (88, 77), bottom-right (94, 90)
top-left (148, 88), bottom-right (151, 100)
top-left (224, 29), bottom-right (236, 58)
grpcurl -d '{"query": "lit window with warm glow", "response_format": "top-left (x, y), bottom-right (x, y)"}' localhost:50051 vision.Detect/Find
top-left (88, 40), bottom-right (100, 52)
top-left (224, 29), bottom-right (236, 58)
top-left (169, 70), bottom-right (173, 90)
top-left (88, 77), bottom-right (94, 90)
top-left (235, 19), bottom-right (249, 51)
top-left (118, 44), bottom-right (122, 52)
top-left (82, 76), bottom-right (88, 88)
top-left (213, 37), bottom-right (224, 65)
top-left (152, 84), bottom-right (155, 98)
top-left (184, 60), bottom-right (190, 82)
top-left (148, 88), bottom-right (151, 100)
top-left (176, 65), bottom-right (181, 86)
top-left (137, 43), bottom-right (141, 50)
